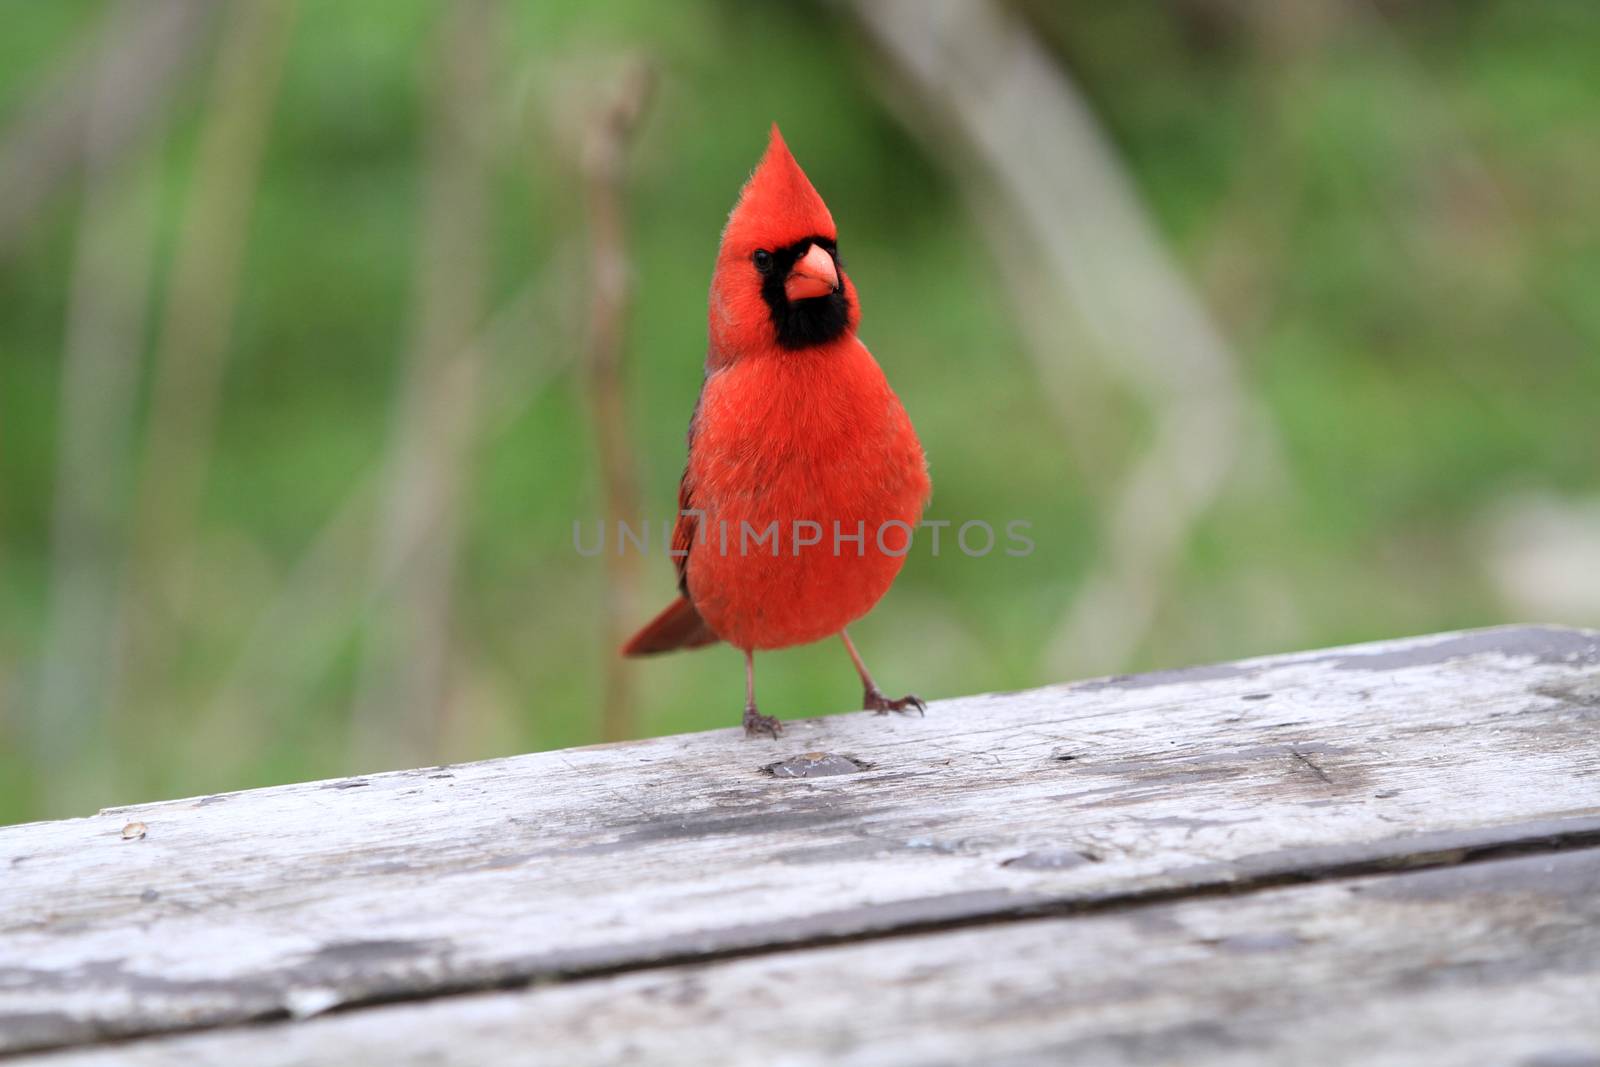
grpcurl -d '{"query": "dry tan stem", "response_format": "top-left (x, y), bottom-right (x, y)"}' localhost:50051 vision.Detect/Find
top-left (0, 0), bottom-right (215, 259)
top-left (116, 0), bottom-right (298, 724)
top-left (349, 0), bottom-right (500, 769)
top-left (32, 20), bottom-right (173, 817)
top-left (579, 61), bottom-right (654, 743)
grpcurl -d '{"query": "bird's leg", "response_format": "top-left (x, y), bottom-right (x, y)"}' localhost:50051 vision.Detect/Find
top-left (742, 648), bottom-right (783, 738)
top-left (840, 629), bottom-right (925, 716)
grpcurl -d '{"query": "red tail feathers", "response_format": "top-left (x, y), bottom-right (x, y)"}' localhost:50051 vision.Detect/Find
top-left (622, 596), bottom-right (721, 656)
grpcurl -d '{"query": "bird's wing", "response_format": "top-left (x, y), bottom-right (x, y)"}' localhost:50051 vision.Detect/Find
top-left (672, 466), bottom-right (696, 596)
top-left (670, 372), bottom-right (709, 596)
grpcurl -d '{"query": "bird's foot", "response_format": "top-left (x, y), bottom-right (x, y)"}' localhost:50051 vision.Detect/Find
top-left (743, 703), bottom-right (784, 739)
top-left (863, 687), bottom-right (925, 717)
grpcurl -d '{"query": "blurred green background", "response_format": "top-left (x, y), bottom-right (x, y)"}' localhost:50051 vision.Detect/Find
top-left (2, 0), bottom-right (1596, 825)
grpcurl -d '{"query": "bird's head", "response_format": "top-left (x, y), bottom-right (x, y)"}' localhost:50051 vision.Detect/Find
top-left (709, 125), bottom-right (857, 358)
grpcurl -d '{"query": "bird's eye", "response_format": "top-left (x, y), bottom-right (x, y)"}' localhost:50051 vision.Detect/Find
top-left (753, 250), bottom-right (773, 274)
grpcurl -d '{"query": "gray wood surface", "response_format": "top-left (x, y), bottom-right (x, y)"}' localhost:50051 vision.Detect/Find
top-left (3, 624), bottom-right (1598, 1063)
top-left (24, 847), bottom-right (1600, 1067)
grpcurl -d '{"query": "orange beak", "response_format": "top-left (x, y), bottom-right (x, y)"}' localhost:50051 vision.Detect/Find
top-left (784, 243), bottom-right (839, 302)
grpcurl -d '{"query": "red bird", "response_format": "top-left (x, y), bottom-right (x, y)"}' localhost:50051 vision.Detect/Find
top-left (623, 125), bottom-right (931, 737)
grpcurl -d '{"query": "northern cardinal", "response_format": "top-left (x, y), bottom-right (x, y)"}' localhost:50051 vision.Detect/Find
top-left (623, 125), bottom-right (930, 738)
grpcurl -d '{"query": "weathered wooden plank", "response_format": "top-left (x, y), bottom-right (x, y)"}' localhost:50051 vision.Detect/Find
top-left (2, 625), bottom-right (1598, 1056)
top-left (19, 846), bottom-right (1600, 1066)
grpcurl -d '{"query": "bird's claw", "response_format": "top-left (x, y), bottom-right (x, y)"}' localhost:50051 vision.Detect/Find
top-left (864, 687), bottom-right (925, 717)
top-left (743, 704), bottom-right (784, 738)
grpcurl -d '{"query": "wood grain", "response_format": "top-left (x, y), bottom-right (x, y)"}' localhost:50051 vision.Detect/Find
top-left (21, 847), bottom-right (1600, 1066)
top-left (2, 625), bottom-right (1598, 1058)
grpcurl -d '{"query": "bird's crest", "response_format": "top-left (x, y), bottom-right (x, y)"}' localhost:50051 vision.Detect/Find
top-left (724, 124), bottom-right (836, 251)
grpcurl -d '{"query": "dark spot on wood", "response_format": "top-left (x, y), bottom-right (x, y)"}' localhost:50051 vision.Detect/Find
top-left (197, 795), bottom-right (229, 806)
top-left (139, 889), bottom-right (159, 903)
top-left (1127, 814), bottom-right (1245, 831)
top-left (1241, 692), bottom-right (1272, 701)
top-left (1050, 750), bottom-right (1079, 763)
top-left (321, 779), bottom-right (370, 790)
top-left (1127, 910), bottom-right (1190, 937)
top-left (774, 840), bottom-right (894, 865)
top-left (269, 939), bottom-right (465, 1015)
top-left (1073, 627), bottom-right (1596, 694)
top-left (1212, 930), bottom-right (1303, 953)
top-left (428, 773), bottom-right (455, 780)
top-left (1002, 849), bottom-right (1102, 870)
top-left (1374, 789), bottom-right (1401, 798)
top-left (1322, 625), bottom-right (1600, 672)
top-left (365, 861), bottom-right (422, 875)
top-left (639, 973), bottom-right (709, 1008)
top-left (1071, 743), bottom-right (1356, 795)
top-left (852, 770), bottom-right (932, 787)
top-left (0, 1012), bottom-right (87, 1052)
top-left (1536, 681), bottom-right (1600, 711)
top-left (613, 803), bottom-right (859, 844)
top-left (760, 752), bottom-right (874, 779)
top-left (1076, 662), bottom-right (1253, 691)
top-left (901, 835), bottom-right (967, 855)
top-left (1522, 1051), bottom-right (1600, 1067)
top-left (1166, 815), bottom-right (1600, 889)
top-left (1037, 1020), bottom-right (1242, 1061)
top-left (1360, 847), bottom-right (1600, 905)
top-left (509, 888), bottom-right (1048, 977)
top-left (0, 958), bottom-right (280, 1008)
top-left (303, 938), bottom-right (442, 969)
top-left (1209, 742), bottom-right (1351, 765)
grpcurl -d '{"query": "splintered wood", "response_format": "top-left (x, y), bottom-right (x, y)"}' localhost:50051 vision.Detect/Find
top-left (3, 625), bottom-right (1598, 1065)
